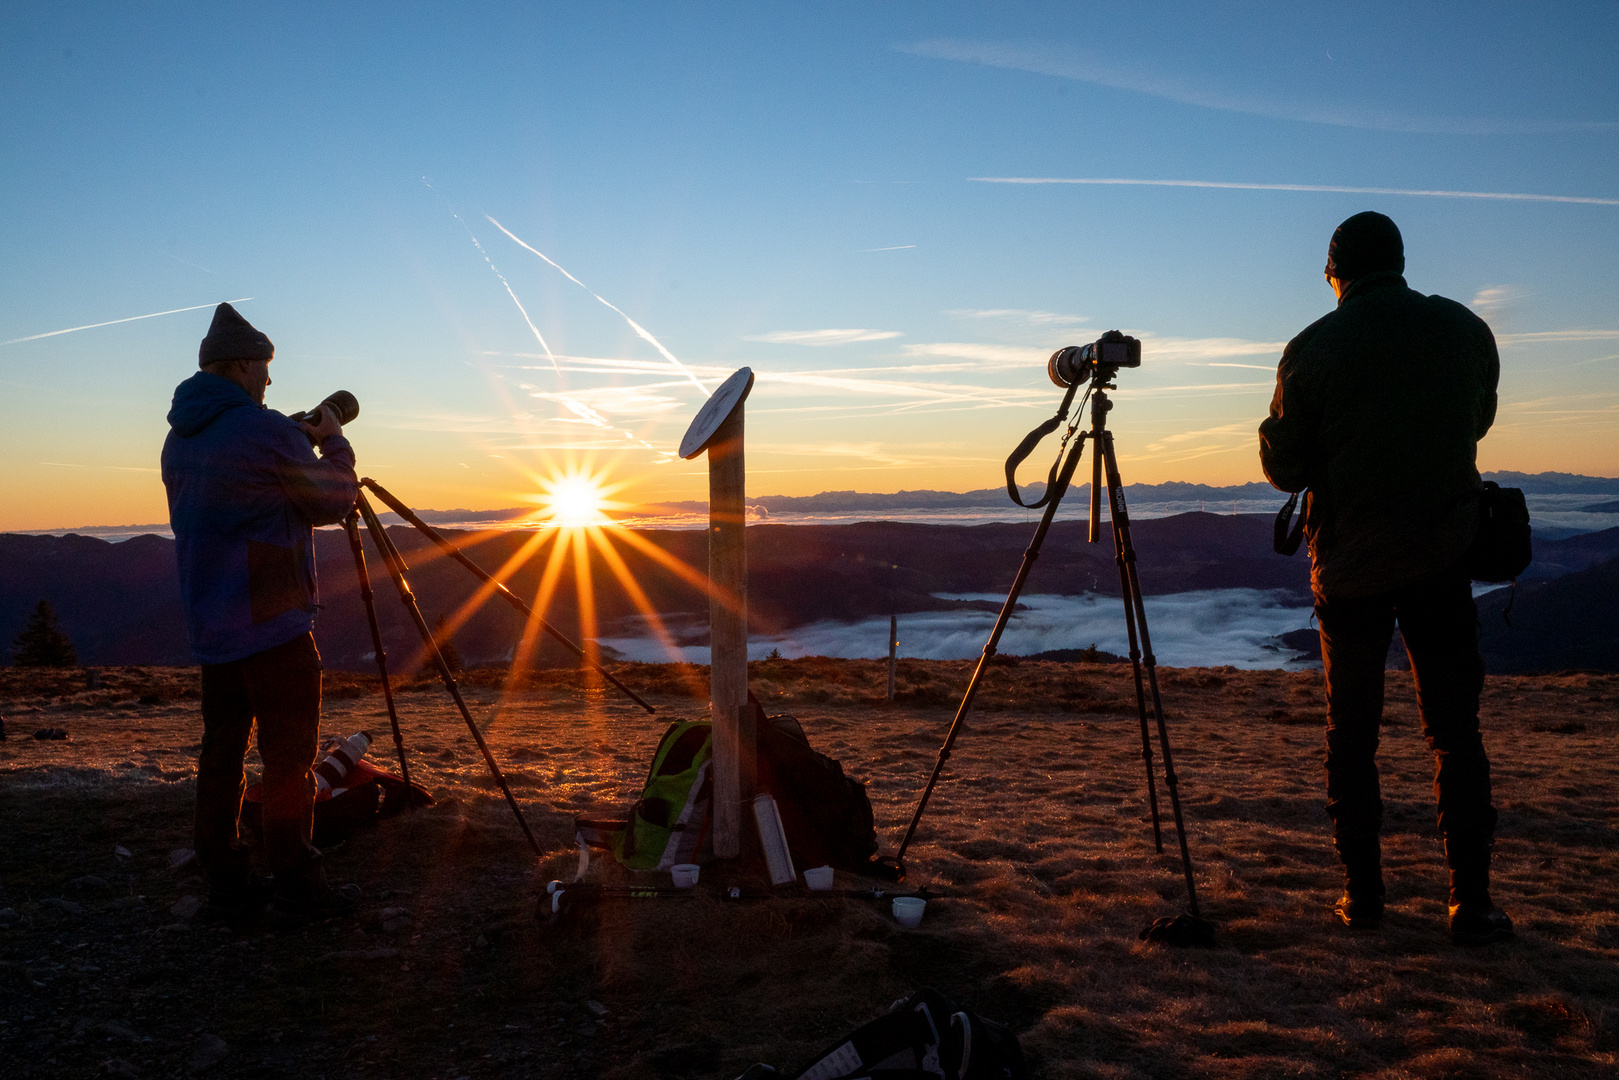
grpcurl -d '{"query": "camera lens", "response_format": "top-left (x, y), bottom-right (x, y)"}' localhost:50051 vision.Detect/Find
top-left (1048, 346), bottom-right (1086, 387)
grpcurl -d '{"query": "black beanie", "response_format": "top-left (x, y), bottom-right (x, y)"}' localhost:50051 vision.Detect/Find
top-left (1325, 211), bottom-right (1404, 283)
top-left (198, 302), bottom-right (273, 366)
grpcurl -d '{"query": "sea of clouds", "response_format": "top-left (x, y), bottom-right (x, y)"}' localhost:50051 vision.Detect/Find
top-left (597, 588), bottom-right (1321, 670)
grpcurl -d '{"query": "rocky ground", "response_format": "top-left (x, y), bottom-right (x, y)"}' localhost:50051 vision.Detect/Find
top-left (1, 659), bottom-right (1616, 1078)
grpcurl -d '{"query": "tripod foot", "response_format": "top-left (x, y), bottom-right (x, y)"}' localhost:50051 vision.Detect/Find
top-left (870, 856), bottom-right (906, 883)
top-left (1138, 913), bottom-right (1216, 948)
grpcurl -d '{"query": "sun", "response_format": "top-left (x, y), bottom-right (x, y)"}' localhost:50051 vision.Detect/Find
top-left (540, 473), bottom-right (612, 526)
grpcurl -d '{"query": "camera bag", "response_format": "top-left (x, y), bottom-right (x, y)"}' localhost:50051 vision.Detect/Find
top-left (747, 987), bottom-right (1027, 1080)
top-left (1464, 481), bottom-right (1532, 583)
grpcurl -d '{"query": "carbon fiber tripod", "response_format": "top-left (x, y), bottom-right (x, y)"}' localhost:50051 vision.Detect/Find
top-left (880, 364), bottom-right (1207, 936)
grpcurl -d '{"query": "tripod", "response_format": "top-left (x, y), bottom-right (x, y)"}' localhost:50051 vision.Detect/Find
top-left (883, 367), bottom-right (1204, 923)
top-left (339, 479), bottom-right (656, 858)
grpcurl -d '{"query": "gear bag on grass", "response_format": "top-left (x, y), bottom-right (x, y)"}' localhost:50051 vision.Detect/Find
top-left (242, 757), bottom-right (434, 847)
top-left (754, 987), bottom-right (1027, 1080)
top-left (754, 708), bottom-right (878, 872)
top-left (575, 719), bottom-right (714, 872)
top-left (574, 711), bottom-right (877, 875)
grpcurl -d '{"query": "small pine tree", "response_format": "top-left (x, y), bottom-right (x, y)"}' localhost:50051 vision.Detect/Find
top-left (432, 615), bottom-right (464, 674)
top-left (12, 600), bottom-right (79, 668)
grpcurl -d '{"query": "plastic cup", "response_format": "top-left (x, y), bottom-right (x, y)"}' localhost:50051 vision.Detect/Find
top-left (804, 865), bottom-right (835, 891)
top-left (892, 896), bottom-right (926, 928)
top-left (671, 863), bottom-right (701, 888)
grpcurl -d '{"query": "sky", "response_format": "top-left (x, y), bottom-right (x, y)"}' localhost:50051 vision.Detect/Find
top-left (2, 2), bottom-right (1616, 531)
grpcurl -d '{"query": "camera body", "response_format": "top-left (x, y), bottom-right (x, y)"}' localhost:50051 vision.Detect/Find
top-left (1048, 331), bottom-right (1141, 388)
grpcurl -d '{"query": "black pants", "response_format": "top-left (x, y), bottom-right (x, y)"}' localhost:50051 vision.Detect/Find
top-left (1316, 570), bottom-right (1497, 851)
top-left (196, 633), bottom-right (324, 894)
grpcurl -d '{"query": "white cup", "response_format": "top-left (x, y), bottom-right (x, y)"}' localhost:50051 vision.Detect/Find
top-left (671, 863), bottom-right (701, 888)
top-left (804, 865), bottom-right (835, 891)
top-left (892, 896), bottom-right (926, 928)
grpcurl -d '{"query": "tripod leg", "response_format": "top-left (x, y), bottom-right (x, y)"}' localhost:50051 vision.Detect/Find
top-left (360, 478), bottom-right (655, 714)
top-left (888, 434), bottom-right (1091, 873)
top-left (1100, 431), bottom-right (1202, 918)
top-left (1105, 496), bottom-right (1165, 852)
top-left (356, 493), bottom-right (545, 858)
top-left (343, 510), bottom-right (416, 804)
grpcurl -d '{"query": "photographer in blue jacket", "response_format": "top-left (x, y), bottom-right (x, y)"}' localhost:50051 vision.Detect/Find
top-left (161, 302), bottom-right (359, 920)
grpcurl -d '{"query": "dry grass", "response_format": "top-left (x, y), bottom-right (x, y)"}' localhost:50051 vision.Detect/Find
top-left (1, 660), bottom-right (1616, 1078)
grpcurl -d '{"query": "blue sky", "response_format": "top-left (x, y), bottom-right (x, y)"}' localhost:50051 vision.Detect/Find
top-left (2, 2), bottom-right (1615, 529)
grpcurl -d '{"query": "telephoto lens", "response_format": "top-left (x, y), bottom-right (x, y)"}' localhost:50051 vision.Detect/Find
top-left (1047, 331), bottom-right (1142, 387)
top-left (290, 390), bottom-right (359, 426)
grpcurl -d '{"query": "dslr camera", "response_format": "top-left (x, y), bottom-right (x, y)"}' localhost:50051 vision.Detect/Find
top-left (1048, 330), bottom-right (1141, 388)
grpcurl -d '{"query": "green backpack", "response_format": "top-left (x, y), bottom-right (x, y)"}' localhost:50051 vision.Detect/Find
top-left (608, 720), bottom-right (714, 871)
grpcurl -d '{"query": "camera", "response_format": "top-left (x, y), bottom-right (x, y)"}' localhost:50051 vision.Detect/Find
top-left (1047, 331), bottom-right (1141, 388)
top-left (289, 390), bottom-right (359, 427)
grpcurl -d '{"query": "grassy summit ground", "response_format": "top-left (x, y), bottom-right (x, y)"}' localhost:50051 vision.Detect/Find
top-left (1, 659), bottom-right (1616, 1078)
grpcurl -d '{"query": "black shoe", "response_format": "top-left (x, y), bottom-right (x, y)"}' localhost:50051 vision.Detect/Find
top-left (205, 874), bottom-right (275, 917)
top-left (1334, 889), bottom-right (1385, 929)
top-left (1449, 902), bottom-right (1513, 945)
top-left (273, 882), bottom-right (361, 924)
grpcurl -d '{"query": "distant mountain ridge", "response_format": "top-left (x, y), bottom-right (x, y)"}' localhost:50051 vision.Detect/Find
top-left (23, 472), bottom-right (1616, 535)
top-left (397, 471), bottom-right (1618, 518)
top-left (4, 516), bottom-right (1617, 673)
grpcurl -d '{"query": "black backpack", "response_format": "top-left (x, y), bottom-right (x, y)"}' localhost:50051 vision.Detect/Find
top-left (755, 708), bottom-right (878, 872)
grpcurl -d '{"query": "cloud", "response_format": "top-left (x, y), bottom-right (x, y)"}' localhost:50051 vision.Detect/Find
top-left (1495, 329), bottom-right (1619, 345)
top-left (744, 329), bottom-right (904, 345)
top-left (901, 335), bottom-right (1282, 368)
top-left (971, 176), bottom-right (1619, 207)
top-left (1130, 334), bottom-right (1287, 362)
top-left (899, 342), bottom-right (1050, 366)
top-left (946, 308), bottom-right (1089, 326)
top-left (598, 590), bottom-right (1318, 668)
top-left (904, 39), bottom-right (1619, 135)
top-left (1470, 286), bottom-right (1516, 314)
top-left (858, 245), bottom-right (916, 252)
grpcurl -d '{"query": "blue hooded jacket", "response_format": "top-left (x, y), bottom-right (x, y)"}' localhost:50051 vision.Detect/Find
top-left (161, 372), bottom-right (359, 664)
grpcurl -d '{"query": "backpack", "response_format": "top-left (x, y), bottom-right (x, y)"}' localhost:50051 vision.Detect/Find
top-left (575, 712), bottom-right (879, 876)
top-left (755, 711), bottom-right (878, 871)
top-left (611, 719), bottom-right (716, 872)
top-left (241, 757), bottom-right (434, 847)
top-left (737, 988), bottom-right (1028, 1080)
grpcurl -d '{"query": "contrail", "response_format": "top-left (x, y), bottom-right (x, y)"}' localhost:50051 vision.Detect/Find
top-left (2, 298), bottom-right (254, 347)
top-left (485, 216), bottom-right (710, 396)
top-left (970, 177), bottom-right (1619, 207)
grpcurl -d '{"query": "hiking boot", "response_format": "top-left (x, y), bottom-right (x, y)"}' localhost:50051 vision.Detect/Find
top-left (205, 874), bottom-right (275, 919)
top-left (1449, 902), bottom-right (1513, 945)
top-left (1445, 837), bottom-right (1512, 946)
top-left (1333, 835), bottom-right (1384, 929)
top-left (1334, 888), bottom-right (1385, 929)
top-left (273, 882), bottom-right (361, 924)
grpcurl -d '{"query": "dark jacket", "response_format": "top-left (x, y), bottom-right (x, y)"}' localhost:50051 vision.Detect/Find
top-left (1259, 272), bottom-right (1499, 598)
top-left (161, 372), bottom-right (358, 664)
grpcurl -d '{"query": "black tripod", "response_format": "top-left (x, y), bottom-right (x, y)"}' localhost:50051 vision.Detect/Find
top-left (882, 366), bottom-right (1205, 926)
top-left (339, 479), bottom-right (656, 859)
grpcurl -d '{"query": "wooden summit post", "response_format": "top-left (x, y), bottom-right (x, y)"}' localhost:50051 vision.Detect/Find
top-left (679, 368), bottom-right (756, 859)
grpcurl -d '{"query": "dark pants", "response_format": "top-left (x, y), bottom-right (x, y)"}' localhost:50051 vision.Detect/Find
top-left (1316, 570), bottom-right (1497, 853)
top-left (196, 633), bottom-right (324, 895)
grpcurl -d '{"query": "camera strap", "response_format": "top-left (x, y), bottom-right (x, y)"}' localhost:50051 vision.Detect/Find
top-left (1273, 490), bottom-right (1307, 555)
top-left (1005, 382), bottom-right (1080, 508)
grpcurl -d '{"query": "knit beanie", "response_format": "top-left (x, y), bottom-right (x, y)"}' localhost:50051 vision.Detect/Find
top-left (1325, 211), bottom-right (1404, 283)
top-left (198, 302), bottom-right (274, 366)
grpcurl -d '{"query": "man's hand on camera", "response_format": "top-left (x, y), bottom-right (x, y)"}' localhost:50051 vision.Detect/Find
top-left (300, 404), bottom-right (343, 445)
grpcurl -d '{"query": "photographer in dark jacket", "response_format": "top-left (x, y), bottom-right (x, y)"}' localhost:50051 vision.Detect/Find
top-left (1259, 212), bottom-right (1511, 944)
top-left (161, 303), bottom-right (360, 921)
